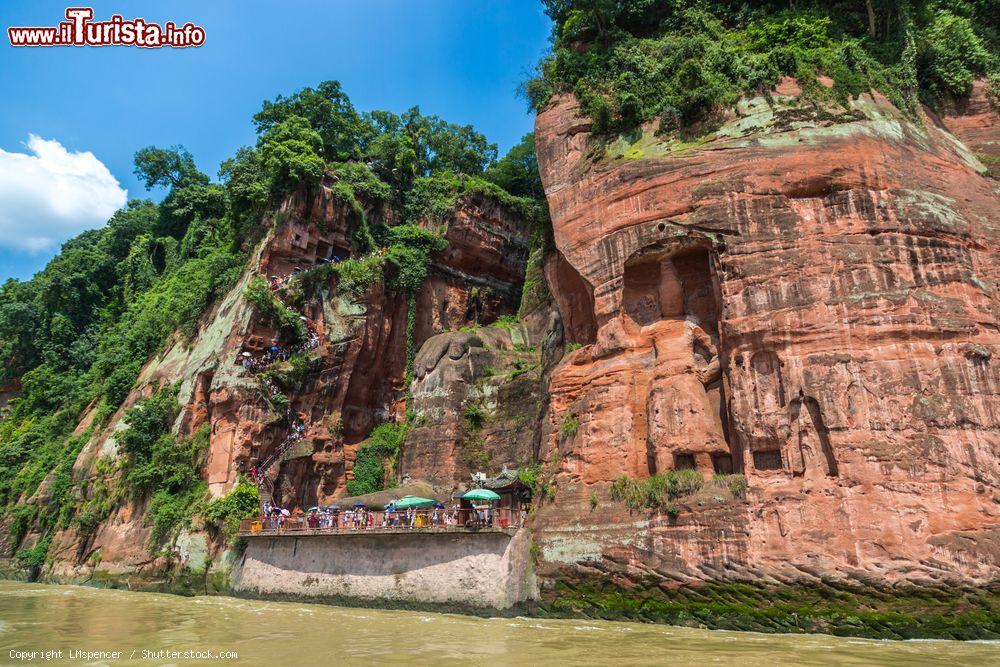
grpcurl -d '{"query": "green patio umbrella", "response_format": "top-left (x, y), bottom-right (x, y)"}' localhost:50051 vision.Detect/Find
top-left (387, 496), bottom-right (436, 510)
top-left (462, 489), bottom-right (501, 501)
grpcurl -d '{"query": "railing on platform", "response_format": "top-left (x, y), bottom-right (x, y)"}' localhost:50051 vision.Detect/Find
top-left (239, 507), bottom-right (525, 535)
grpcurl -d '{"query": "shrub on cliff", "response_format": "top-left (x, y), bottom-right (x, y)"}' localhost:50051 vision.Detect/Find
top-left (320, 223), bottom-right (448, 304)
top-left (918, 10), bottom-right (995, 98)
top-left (203, 478), bottom-right (260, 542)
top-left (529, 1), bottom-right (1000, 134)
top-left (73, 457), bottom-right (122, 536)
top-left (610, 470), bottom-right (706, 511)
top-left (404, 172), bottom-right (544, 225)
top-left (264, 353), bottom-right (316, 392)
top-left (377, 224), bottom-right (449, 295)
top-left (117, 389), bottom-right (210, 545)
top-left (347, 422), bottom-right (407, 496)
top-left (330, 256), bottom-right (385, 296)
top-left (244, 276), bottom-right (308, 342)
top-left (560, 413), bottom-right (580, 438)
top-left (15, 534), bottom-right (51, 569)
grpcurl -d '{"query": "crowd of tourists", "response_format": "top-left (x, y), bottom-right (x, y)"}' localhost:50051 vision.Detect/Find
top-left (239, 332), bottom-right (320, 374)
top-left (294, 504), bottom-right (467, 530)
top-left (240, 249), bottom-right (403, 523)
top-left (249, 503), bottom-right (525, 533)
top-left (239, 262), bottom-right (326, 516)
top-left (267, 254), bottom-right (346, 291)
top-left (248, 421), bottom-right (306, 484)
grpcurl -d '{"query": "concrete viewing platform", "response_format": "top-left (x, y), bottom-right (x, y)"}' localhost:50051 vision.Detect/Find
top-left (229, 521), bottom-right (536, 611)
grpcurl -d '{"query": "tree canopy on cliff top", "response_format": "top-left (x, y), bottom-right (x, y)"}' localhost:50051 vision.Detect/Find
top-left (0, 81), bottom-right (545, 559)
top-left (526, 0), bottom-right (999, 135)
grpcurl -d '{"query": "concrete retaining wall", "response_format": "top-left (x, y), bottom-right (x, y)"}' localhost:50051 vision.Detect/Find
top-left (229, 529), bottom-right (536, 610)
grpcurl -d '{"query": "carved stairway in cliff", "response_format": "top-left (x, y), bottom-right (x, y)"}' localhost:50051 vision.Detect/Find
top-left (243, 268), bottom-right (319, 512)
top-left (250, 423), bottom-right (305, 511)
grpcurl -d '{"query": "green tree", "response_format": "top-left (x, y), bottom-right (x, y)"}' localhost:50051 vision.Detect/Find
top-left (364, 110), bottom-right (422, 189)
top-left (484, 133), bottom-right (545, 199)
top-left (133, 145), bottom-right (207, 190)
top-left (163, 183), bottom-right (227, 236)
top-left (119, 234), bottom-right (160, 302)
top-left (364, 106), bottom-right (497, 188)
top-left (0, 279), bottom-right (44, 379)
top-left (253, 80), bottom-right (369, 162)
top-left (258, 115), bottom-right (326, 197)
top-left (97, 200), bottom-right (158, 264)
top-left (918, 10), bottom-right (993, 97)
top-left (134, 146), bottom-right (223, 240)
top-left (219, 146), bottom-right (269, 234)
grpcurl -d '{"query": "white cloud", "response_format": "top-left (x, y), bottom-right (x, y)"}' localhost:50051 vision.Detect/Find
top-left (0, 135), bottom-right (127, 252)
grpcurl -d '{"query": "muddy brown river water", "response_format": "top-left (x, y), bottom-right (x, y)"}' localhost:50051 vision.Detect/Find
top-left (0, 581), bottom-right (998, 666)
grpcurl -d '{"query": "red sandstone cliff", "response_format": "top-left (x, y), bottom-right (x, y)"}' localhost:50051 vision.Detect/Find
top-left (18, 176), bottom-right (538, 584)
top-left (530, 80), bottom-right (1000, 589)
top-left (12, 77), bottom-right (999, 607)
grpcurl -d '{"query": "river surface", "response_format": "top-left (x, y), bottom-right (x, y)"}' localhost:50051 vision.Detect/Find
top-left (1, 581), bottom-right (998, 666)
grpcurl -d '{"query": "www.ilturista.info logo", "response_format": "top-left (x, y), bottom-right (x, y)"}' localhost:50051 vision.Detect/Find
top-left (8, 7), bottom-right (205, 48)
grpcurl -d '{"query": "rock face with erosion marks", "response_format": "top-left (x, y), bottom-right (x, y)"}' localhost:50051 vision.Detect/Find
top-left (413, 197), bottom-right (534, 344)
top-left (22, 178), bottom-right (538, 586)
top-left (8, 74), bottom-right (999, 634)
top-left (402, 326), bottom-right (546, 487)
top-left (531, 81), bottom-right (1000, 595)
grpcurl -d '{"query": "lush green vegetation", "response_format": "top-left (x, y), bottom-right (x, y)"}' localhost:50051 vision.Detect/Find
top-left (347, 423), bottom-right (408, 496)
top-left (608, 471), bottom-right (749, 512)
top-left (117, 387), bottom-right (210, 545)
top-left (404, 171), bottom-right (545, 226)
top-left (560, 413), bottom-right (581, 438)
top-left (261, 353), bottom-right (317, 393)
top-left (203, 477), bottom-right (260, 543)
top-left (0, 78), bottom-right (547, 566)
top-left (0, 141), bottom-right (244, 564)
top-left (610, 470), bottom-right (706, 510)
top-left (463, 401), bottom-right (487, 431)
top-left (714, 473), bottom-right (748, 499)
top-left (528, 1), bottom-right (999, 135)
top-left (245, 276), bottom-right (308, 341)
top-left (223, 81), bottom-right (543, 227)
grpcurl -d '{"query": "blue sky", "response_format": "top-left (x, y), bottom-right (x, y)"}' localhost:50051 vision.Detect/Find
top-left (0, 1), bottom-right (552, 281)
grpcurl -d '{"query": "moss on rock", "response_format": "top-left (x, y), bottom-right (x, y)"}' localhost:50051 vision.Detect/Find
top-left (537, 577), bottom-right (1000, 640)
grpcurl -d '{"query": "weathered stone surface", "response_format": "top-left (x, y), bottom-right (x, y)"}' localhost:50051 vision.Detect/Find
top-left (403, 326), bottom-right (544, 486)
top-left (27, 180), bottom-right (537, 585)
top-left (232, 528), bottom-right (536, 610)
top-left (532, 82), bottom-right (1000, 589)
top-left (413, 196), bottom-right (534, 347)
top-left (938, 79), bottom-right (1000, 172)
